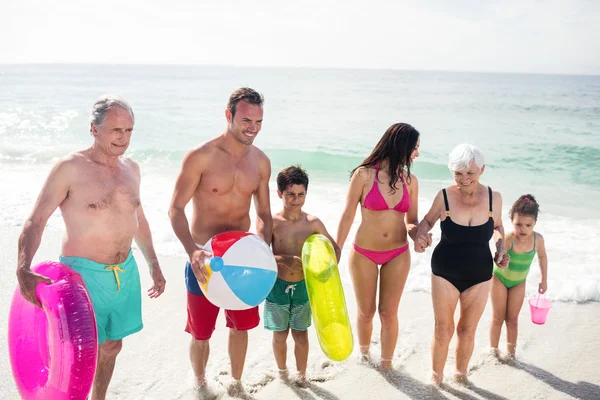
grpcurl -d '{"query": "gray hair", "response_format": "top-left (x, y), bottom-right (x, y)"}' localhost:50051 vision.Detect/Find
top-left (90, 95), bottom-right (135, 131)
top-left (448, 143), bottom-right (485, 171)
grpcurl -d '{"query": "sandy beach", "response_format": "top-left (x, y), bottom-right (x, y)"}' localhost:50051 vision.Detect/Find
top-left (1, 225), bottom-right (599, 400)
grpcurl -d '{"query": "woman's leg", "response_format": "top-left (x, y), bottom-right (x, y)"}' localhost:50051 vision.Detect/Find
top-left (505, 281), bottom-right (527, 357)
top-left (455, 279), bottom-right (491, 379)
top-left (489, 275), bottom-right (508, 355)
top-left (431, 274), bottom-right (460, 385)
top-left (348, 247), bottom-right (379, 358)
top-left (377, 249), bottom-right (411, 368)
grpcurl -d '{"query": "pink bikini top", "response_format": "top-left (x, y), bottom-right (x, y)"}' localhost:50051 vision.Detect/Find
top-left (362, 163), bottom-right (411, 212)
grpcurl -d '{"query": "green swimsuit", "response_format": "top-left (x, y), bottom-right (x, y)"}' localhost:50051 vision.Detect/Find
top-left (494, 233), bottom-right (536, 288)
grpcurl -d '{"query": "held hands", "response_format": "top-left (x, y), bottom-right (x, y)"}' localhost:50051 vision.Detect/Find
top-left (494, 251), bottom-right (510, 269)
top-left (147, 266), bottom-right (166, 299)
top-left (538, 281), bottom-right (547, 294)
top-left (16, 268), bottom-right (52, 308)
top-left (414, 233), bottom-right (433, 253)
top-left (189, 247), bottom-right (213, 284)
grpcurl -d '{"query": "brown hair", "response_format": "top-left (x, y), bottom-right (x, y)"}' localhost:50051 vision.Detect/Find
top-left (277, 165), bottom-right (309, 192)
top-left (351, 123), bottom-right (420, 193)
top-left (510, 194), bottom-right (540, 220)
top-left (227, 87), bottom-right (264, 118)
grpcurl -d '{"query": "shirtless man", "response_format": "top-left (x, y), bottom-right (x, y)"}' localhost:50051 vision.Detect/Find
top-left (168, 87), bottom-right (273, 394)
top-left (16, 95), bottom-right (166, 400)
top-left (265, 165), bottom-right (340, 385)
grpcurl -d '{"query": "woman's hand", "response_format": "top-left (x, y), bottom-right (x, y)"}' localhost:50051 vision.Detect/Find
top-left (494, 251), bottom-right (510, 269)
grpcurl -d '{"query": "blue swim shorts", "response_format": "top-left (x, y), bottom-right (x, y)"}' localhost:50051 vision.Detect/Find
top-left (59, 250), bottom-right (143, 344)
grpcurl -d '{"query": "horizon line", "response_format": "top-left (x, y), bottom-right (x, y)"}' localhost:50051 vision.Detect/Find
top-left (1, 62), bottom-right (599, 78)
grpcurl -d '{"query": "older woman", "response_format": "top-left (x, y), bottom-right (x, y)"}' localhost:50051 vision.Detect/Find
top-left (337, 123), bottom-right (421, 369)
top-left (415, 144), bottom-right (509, 385)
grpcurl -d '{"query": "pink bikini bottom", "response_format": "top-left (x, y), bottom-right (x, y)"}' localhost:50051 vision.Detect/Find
top-left (353, 243), bottom-right (409, 265)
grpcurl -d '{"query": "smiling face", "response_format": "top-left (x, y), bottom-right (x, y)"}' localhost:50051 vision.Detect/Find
top-left (226, 101), bottom-right (263, 145)
top-left (452, 160), bottom-right (485, 188)
top-left (91, 107), bottom-right (133, 157)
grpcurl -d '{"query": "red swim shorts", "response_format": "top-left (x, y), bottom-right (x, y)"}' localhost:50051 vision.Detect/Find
top-left (185, 291), bottom-right (260, 340)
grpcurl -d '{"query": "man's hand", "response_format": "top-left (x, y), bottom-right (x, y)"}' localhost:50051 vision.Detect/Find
top-left (190, 248), bottom-right (213, 284)
top-left (147, 266), bottom-right (166, 298)
top-left (16, 268), bottom-right (52, 308)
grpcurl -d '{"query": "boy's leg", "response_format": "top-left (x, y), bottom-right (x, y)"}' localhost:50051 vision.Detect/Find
top-left (264, 278), bottom-right (292, 377)
top-left (291, 329), bottom-right (309, 378)
top-left (273, 329), bottom-right (290, 373)
top-left (290, 280), bottom-right (311, 382)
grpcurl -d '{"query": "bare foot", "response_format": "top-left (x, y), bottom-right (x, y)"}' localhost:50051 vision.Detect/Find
top-left (379, 358), bottom-right (393, 370)
top-left (430, 371), bottom-right (443, 386)
top-left (278, 368), bottom-right (289, 381)
top-left (453, 371), bottom-right (469, 385)
top-left (227, 379), bottom-right (246, 398)
top-left (295, 372), bottom-right (310, 388)
top-left (489, 347), bottom-right (501, 359)
top-left (502, 352), bottom-right (517, 364)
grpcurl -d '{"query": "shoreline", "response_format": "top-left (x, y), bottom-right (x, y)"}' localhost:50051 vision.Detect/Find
top-left (1, 226), bottom-right (599, 399)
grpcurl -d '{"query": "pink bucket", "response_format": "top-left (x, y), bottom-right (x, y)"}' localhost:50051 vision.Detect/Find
top-left (528, 294), bottom-right (552, 325)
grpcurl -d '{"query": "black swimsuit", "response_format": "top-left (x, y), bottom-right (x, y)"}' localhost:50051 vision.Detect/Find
top-left (431, 187), bottom-right (494, 293)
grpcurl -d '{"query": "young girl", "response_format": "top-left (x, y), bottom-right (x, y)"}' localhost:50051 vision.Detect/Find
top-left (490, 194), bottom-right (548, 358)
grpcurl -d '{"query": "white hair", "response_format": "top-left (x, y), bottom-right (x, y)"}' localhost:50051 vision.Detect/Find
top-left (90, 95), bottom-right (134, 131)
top-left (448, 143), bottom-right (485, 172)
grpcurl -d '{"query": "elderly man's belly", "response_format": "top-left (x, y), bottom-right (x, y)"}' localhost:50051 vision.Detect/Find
top-left (61, 214), bottom-right (139, 264)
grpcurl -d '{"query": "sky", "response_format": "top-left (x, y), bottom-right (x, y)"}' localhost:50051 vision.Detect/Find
top-left (1, 0), bottom-right (599, 75)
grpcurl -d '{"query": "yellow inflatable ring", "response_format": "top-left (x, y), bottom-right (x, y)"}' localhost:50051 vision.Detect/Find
top-left (302, 234), bottom-right (353, 361)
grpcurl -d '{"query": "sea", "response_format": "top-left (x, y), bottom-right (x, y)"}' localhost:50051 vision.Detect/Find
top-left (1, 64), bottom-right (599, 302)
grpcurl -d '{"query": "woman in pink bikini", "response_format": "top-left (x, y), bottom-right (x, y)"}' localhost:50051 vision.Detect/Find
top-left (336, 123), bottom-right (427, 369)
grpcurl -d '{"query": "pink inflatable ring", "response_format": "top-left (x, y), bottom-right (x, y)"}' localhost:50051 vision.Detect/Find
top-left (9, 261), bottom-right (98, 399)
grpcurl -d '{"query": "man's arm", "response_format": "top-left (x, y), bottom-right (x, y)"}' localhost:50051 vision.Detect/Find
top-left (132, 163), bottom-right (165, 298)
top-left (254, 154), bottom-right (272, 245)
top-left (168, 148), bottom-right (205, 257)
top-left (17, 158), bottom-right (72, 306)
top-left (168, 148), bottom-right (212, 283)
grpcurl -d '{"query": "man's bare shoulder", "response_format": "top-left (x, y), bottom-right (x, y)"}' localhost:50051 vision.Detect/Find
top-left (179, 139), bottom-right (221, 173)
top-left (250, 146), bottom-right (271, 165)
top-left (52, 151), bottom-right (89, 174)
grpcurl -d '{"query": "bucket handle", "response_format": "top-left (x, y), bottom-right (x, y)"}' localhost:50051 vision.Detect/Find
top-left (535, 293), bottom-right (545, 308)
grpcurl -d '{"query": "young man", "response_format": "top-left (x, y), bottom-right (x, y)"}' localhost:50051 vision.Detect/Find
top-left (265, 165), bottom-right (341, 386)
top-left (16, 95), bottom-right (166, 400)
top-left (168, 87), bottom-right (272, 395)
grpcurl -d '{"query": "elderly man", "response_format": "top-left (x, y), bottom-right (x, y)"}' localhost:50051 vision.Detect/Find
top-left (16, 95), bottom-right (166, 400)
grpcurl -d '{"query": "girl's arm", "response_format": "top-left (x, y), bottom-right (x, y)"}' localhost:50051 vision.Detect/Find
top-left (405, 174), bottom-right (420, 242)
top-left (414, 190), bottom-right (443, 252)
top-left (536, 233), bottom-right (548, 294)
top-left (336, 168), bottom-right (368, 251)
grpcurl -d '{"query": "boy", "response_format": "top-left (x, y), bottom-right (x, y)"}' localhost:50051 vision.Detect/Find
top-left (264, 165), bottom-right (341, 386)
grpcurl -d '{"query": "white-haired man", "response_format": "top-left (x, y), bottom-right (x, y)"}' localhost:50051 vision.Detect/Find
top-left (16, 95), bottom-right (166, 400)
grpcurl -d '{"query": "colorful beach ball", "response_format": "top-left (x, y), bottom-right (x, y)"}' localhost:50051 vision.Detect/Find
top-left (198, 231), bottom-right (277, 310)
